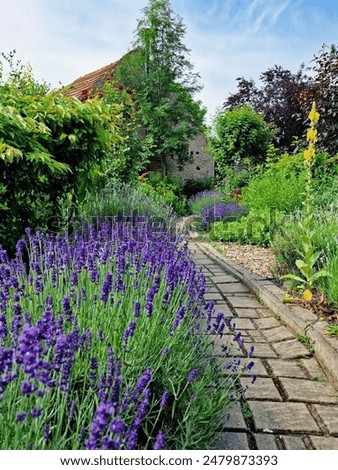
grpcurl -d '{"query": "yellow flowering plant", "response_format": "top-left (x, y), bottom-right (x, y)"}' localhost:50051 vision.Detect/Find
top-left (281, 103), bottom-right (331, 299)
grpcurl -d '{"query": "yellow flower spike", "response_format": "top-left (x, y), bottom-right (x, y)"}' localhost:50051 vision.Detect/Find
top-left (306, 129), bottom-right (317, 142)
top-left (303, 290), bottom-right (313, 301)
top-left (304, 147), bottom-right (316, 160)
top-left (308, 103), bottom-right (320, 123)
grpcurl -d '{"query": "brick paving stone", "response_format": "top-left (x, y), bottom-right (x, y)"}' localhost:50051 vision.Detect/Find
top-left (241, 377), bottom-right (282, 401)
top-left (219, 283), bottom-right (251, 294)
top-left (228, 297), bottom-right (263, 309)
top-left (312, 404), bottom-right (338, 434)
top-left (254, 318), bottom-right (281, 330)
top-left (223, 403), bottom-right (247, 431)
top-left (232, 318), bottom-right (256, 330)
top-left (235, 309), bottom-right (262, 319)
top-left (256, 308), bottom-right (271, 318)
top-left (249, 402), bottom-right (320, 433)
top-left (243, 343), bottom-right (278, 358)
top-left (266, 359), bottom-right (307, 378)
top-left (262, 326), bottom-right (295, 343)
top-left (279, 377), bottom-right (338, 404)
top-left (207, 286), bottom-right (220, 293)
top-left (254, 434), bottom-right (279, 450)
top-left (309, 436), bottom-right (338, 450)
top-left (211, 275), bottom-right (238, 284)
top-left (301, 357), bottom-right (326, 380)
top-left (204, 292), bottom-right (224, 301)
top-left (282, 435), bottom-right (307, 450)
top-left (273, 339), bottom-right (310, 359)
top-left (213, 432), bottom-right (250, 450)
top-left (248, 330), bottom-right (272, 343)
top-left (242, 358), bottom-right (269, 377)
top-left (213, 304), bottom-right (233, 316)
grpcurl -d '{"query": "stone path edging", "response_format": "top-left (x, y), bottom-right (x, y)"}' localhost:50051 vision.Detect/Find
top-left (195, 241), bottom-right (338, 389)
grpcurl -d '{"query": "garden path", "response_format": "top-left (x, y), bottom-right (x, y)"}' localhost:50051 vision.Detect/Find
top-left (189, 242), bottom-right (338, 451)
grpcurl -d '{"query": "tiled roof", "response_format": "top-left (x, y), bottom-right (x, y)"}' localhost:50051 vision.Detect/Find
top-left (62, 58), bottom-right (122, 99)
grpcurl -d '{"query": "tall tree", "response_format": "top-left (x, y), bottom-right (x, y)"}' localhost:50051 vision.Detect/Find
top-left (117, 0), bottom-right (205, 174)
top-left (310, 44), bottom-right (338, 155)
top-left (224, 65), bottom-right (311, 151)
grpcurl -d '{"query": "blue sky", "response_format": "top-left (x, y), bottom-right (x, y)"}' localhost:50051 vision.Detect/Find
top-left (1, 0), bottom-right (338, 122)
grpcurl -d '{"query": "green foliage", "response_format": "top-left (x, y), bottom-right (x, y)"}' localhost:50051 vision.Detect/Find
top-left (140, 172), bottom-right (188, 215)
top-left (0, 53), bottom-right (126, 253)
top-left (295, 334), bottom-right (315, 354)
top-left (210, 208), bottom-right (285, 247)
top-left (241, 164), bottom-right (306, 212)
top-left (182, 177), bottom-right (215, 198)
top-left (116, 0), bottom-right (205, 174)
top-left (208, 105), bottom-right (274, 175)
top-left (217, 158), bottom-right (259, 202)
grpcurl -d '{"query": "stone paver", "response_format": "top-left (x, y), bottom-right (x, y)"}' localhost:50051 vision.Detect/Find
top-left (211, 275), bottom-right (238, 284)
top-left (243, 342), bottom-right (278, 358)
top-left (262, 326), bottom-right (294, 343)
top-left (279, 377), bottom-right (338, 404)
top-left (301, 357), bottom-right (326, 379)
top-left (273, 339), bottom-right (310, 359)
top-left (189, 243), bottom-right (338, 450)
top-left (241, 377), bottom-right (282, 401)
top-left (267, 359), bottom-right (307, 378)
top-left (312, 404), bottom-right (338, 434)
top-left (223, 403), bottom-right (247, 430)
top-left (228, 297), bottom-right (263, 309)
top-left (254, 318), bottom-right (281, 330)
top-left (219, 283), bottom-right (251, 294)
top-left (254, 434), bottom-right (279, 450)
top-left (235, 308), bottom-right (261, 319)
top-left (213, 432), bottom-right (250, 450)
top-left (249, 402), bottom-right (320, 433)
top-left (282, 435), bottom-right (307, 450)
top-left (241, 358), bottom-right (269, 377)
top-left (309, 436), bottom-right (338, 450)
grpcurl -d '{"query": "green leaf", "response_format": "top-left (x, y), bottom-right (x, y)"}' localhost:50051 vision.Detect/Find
top-left (280, 274), bottom-right (306, 284)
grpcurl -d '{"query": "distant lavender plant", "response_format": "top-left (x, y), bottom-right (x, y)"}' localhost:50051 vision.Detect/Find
top-left (200, 203), bottom-right (246, 231)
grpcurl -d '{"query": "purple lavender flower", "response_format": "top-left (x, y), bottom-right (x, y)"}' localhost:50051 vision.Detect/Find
top-left (187, 368), bottom-right (198, 383)
top-left (16, 411), bottom-right (27, 422)
top-left (247, 345), bottom-right (255, 358)
top-left (101, 271), bottom-right (113, 304)
top-left (200, 203), bottom-right (246, 231)
top-left (31, 407), bottom-right (42, 419)
top-left (246, 361), bottom-right (255, 372)
top-left (122, 321), bottom-right (136, 349)
top-left (109, 418), bottom-right (125, 435)
top-left (153, 429), bottom-right (166, 450)
top-left (160, 390), bottom-right (169, 409)
top-left (161, 347), bottom-right (169, 357)
top-left (134, 301), bottom-right (141, 318)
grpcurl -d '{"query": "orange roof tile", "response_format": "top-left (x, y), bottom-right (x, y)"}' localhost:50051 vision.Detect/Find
top-left (63, 58), bottom-right (122, 99)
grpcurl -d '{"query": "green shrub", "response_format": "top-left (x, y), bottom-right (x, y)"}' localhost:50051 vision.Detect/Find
top-left (208, 105), bottom-right (274, 175)
top-left (210, 208), bottom-right (285, 247)
top-left (241, 166), bottom-right (306, 212)
top-left (140, 172), bottom-right (188, 215)
top-left (272, 209), bottom-right (338, 302)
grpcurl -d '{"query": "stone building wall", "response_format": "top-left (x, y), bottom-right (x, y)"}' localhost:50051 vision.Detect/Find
top-left (165, 133), bottom-right (215, 182)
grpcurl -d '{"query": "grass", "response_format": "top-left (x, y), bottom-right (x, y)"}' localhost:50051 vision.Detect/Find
top-left (295, 334), bottom-right (316, 354)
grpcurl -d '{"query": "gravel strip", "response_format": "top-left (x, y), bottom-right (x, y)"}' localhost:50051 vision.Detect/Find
top-left (214, 242), bottom-right (277, 279)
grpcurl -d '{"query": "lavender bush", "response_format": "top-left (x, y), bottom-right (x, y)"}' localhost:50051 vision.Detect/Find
top-left (0, 220), bottom-right (252, 449)
top-left (189, 190), bottom-right (222, 215)
top-left (200, 203), bottom-right (247, 231)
